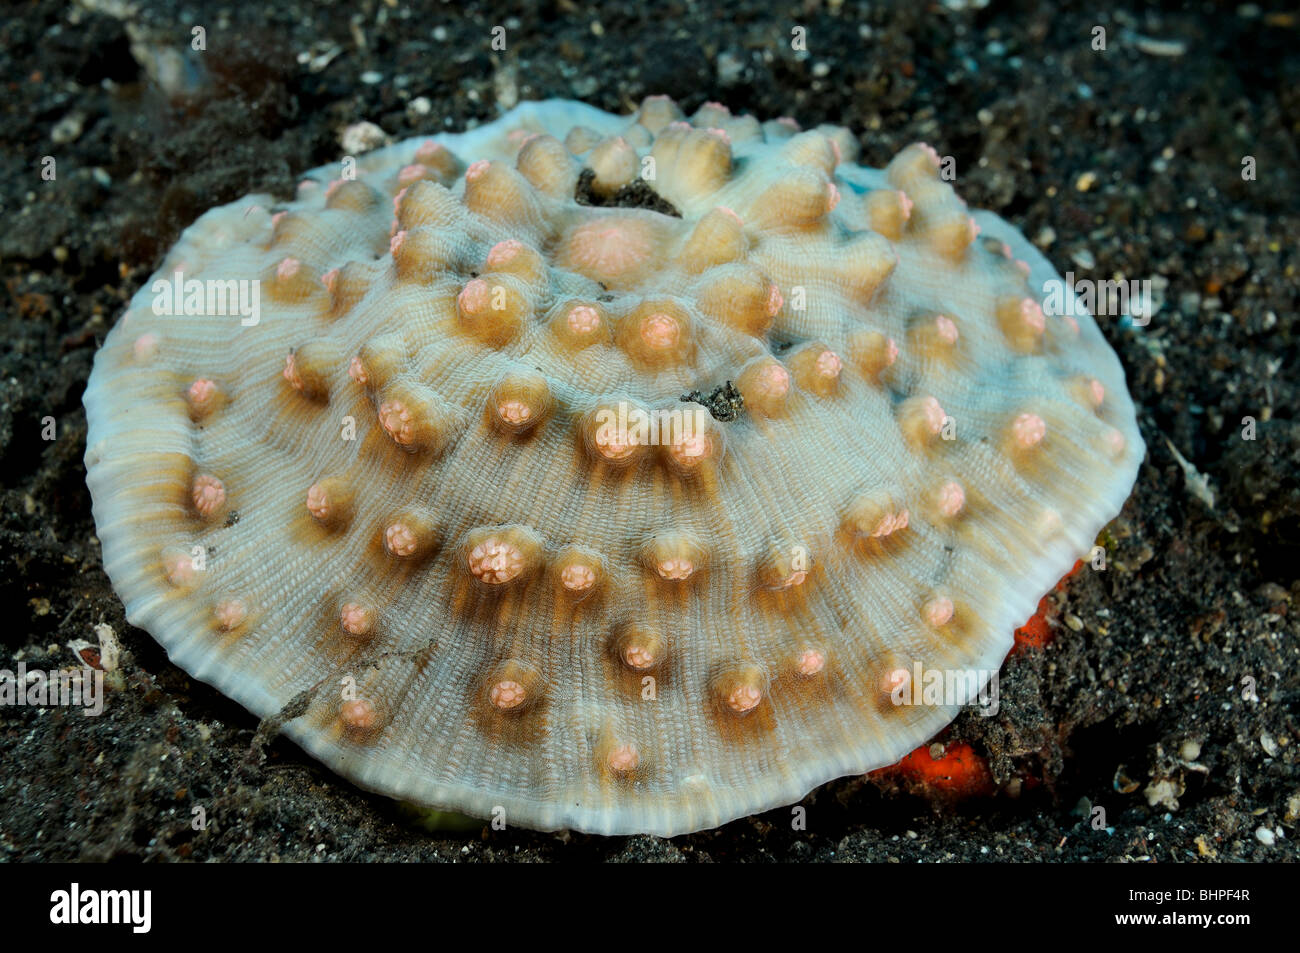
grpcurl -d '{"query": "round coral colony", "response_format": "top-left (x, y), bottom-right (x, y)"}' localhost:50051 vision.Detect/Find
top-left (82, 96), bottom-right (1143, 836)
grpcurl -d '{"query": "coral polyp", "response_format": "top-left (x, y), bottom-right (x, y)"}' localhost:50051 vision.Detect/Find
top-left (83, 97), bottom-right (1142, 836)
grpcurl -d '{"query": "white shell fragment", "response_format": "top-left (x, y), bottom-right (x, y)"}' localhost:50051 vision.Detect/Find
top-left (83, 97), bottom-right (1143, 835)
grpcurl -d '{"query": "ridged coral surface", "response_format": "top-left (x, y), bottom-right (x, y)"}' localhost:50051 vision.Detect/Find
top-left (83, 97), bottom-right (1143, 835)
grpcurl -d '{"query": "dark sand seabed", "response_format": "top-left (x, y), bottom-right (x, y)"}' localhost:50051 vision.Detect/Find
top-left (0, 0), bottom-right (1296, 861)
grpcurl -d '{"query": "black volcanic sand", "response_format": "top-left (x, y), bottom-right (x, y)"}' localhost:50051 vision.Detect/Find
top-left (1, 0), bottom-right (1297, 862)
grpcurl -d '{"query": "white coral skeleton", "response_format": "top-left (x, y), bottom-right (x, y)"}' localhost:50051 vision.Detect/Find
top-left (83, 97), bottom-right (1144, 836)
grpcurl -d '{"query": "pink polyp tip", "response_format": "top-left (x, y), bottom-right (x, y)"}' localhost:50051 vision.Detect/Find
top-left (657, 557), bottom-right (695, 581)
top-left (898, 190), bottom-right (914, 219)
top-left (385, 522), bottom-right (418, 557)
top-left (607, 745), bottom-right (639, 773)
top-left (188, 379), bottom-right (217, 405)
top-left (703, 101), bottom-right (730, 114)
top-left (935, 315), bottom-right (959, 344)
top-left (826, 182), bottom-right (841, 212)
top-left (321, 268), bottom-right (339, 293)
top-left (705, 126), bottom-right (731, 144)
top-left (641, 313), bottom-right (679, 349)
top-left (306, 483), bottom-right (330, 520)
top-left (566, 305), bottom-right (600, 334)
top-left (297, 179), bottom-right (318, 192)
top-left (938, 481), bottom-right (965, 517)
top-left (624, 644), bottom-right (656, 669)
top-left (133, 333), bottom-right (159, 361)
top-left (340, 603), bottom-right (372, 635)
top-left (215, 600), bottom-right (247, 631)
top-left (922, 396), bottom-right (946, 433)
top-left (776, 116), bottom-right (800, 130)
top-left (348, 355), bottom-right (367, 385)
top-left (758, 363), bottom-right (790, 396)
top-left (1013, 413), bottom-right (1047, 448)
top-left (668, 120), bottom-right (692, 131)
top-left (325, 178), bottom-right (344, 198)
top-left (469, 540), bottom-right (525, 584)
top-left (1089, 379), bottom-right (1106, 406)
top-left (379, 400), bottom-right (415, 444)
top-left (192, 475), bottom-right (226, 517)
top-left (283, 352), bottom-right (302, 389)
top-left (466, 159), bottom-right (491, 182)
top-left (924, 597), bottom-right (955, 628)
top-left (271, 211), bottom-right (286, 227)
top-left (968, 217), bottom-right (981, 241)
top-left (487, 240), bottom-right (524, 268)
top-left (1021, 298), bottom-right (1046, 333)
top-left (498, 399), bottom-right (532, 425)
top-left (814, 349), bottom-right (843, 379)
top-left (458, 278), bottom-right (490, 314)
top-left (672, 433), bottom-right (709, 462)
top-left (415, 139), bottom-right (443, 160)
top-left (276, 257), bottom-right (300, 280)
top-left (489, 679), bottom-right (527, 710)
top-left (828, 137), bottom-right (843, 165)
top-left (1015, 259), bottom-right (1031, 276)
top-left (1104, 427), bottom-right (1126, 455)
top-left (766, 284), bottom-right (784, 316)
top-left (727, 684), bottom-right (762, 714)
top-left (918, 142), bottom-right (940, 166)
top-left (390, 230), bottom-right (407, 255)
top-left (796, 649), bottom-right (825, 676)
top-left (886, 338), bottom-right (899, 365)
top-left (340, 699), bottom-right (378, 732)
top-left (561, 563), bottom-right (596, 592)
top-left (392, 186), bottom-right (408, 215)
top-left (398, 163), bottom-right (425, 185)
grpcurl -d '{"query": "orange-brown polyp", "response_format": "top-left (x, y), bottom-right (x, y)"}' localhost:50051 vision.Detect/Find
top-left (658, 408), bottom-right (723, 476)
top-left (711, 664), bottom-right (767, 716)
top-left (693, 264), bottom-right (777, 337)
top-left (787, 342), bottom-right (843, 396)
top-left (757, 540), bottom-right (813, 590)
top-left (736, 357), bottom-right (791, 418)
top-left (515, 134), bottom-right (578, 197)
top-left (846, 329), bottom-right (898, 381)
top-left (651, 125), bottom-right (732, 197)
top-left (844, 489), bottom-right (910, 541)
top-left (864, 188), bottom-right (913, 240)
top-left (340, 697), bottom-right (386, 741)
top-left (747, 166), bottom-right (836, 228)
top-left (611, 622), bottom-right (667, 672)
top-left (306, 476), bottom-right (354, 529)
top-left (184, 378), bottom-right (224, 421)
top-left (283, 340), bottom-right (338, 401)
top-left (641, 532), bottom-right (707, 582)
top-left (677, 207), bottom-right (747, 274)
top-left (553, 546), bottom-right (606, 600)
top-left (898, 395), bottom-right (949, 450)
top-left (588, 136), bottom-right (639, 194)
top-left (382, 509), bottom-right (437, 560)
top-left (377, 384), bottom-right (453, 454)
top-left (582, 400), bottom-right (651, 467)
top-left (488, 370), bottom-right (552, 434)
top-left (617, 301), bottom-right (694, 368)
top-left (550, 300), bottom-right (608, 350)
top-left (456, 275), bottom-right (528, 347)
top-left (462, 524), bottom-right (544, 588)
top-left (996, 296), bottom-right (1047, 353)
top-left (484, 659), bottom-right (544, 713)
top-left (352, 333), bottom-right (406, 391)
